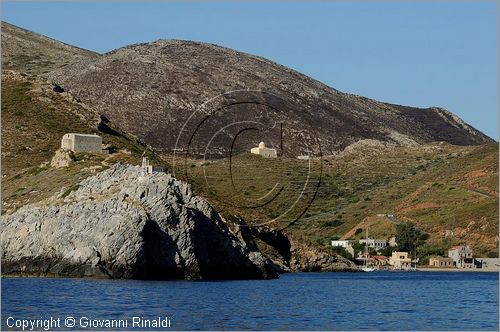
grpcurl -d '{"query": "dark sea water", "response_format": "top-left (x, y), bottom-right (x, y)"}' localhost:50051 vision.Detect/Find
top-left (2, 272), bottom-right (498, 331)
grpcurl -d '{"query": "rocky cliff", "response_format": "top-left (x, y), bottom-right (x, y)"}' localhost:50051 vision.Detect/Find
top-left (1, 163), bottom-right (278, 280)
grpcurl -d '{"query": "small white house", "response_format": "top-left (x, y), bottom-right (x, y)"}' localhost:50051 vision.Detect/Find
top-left (250, 142), bottom-right (277, 158)
top-left (61, 133), bottom-right (102, 153)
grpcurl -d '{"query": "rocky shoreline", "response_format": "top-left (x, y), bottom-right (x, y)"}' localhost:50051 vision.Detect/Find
top-left (1, 164), bottom-right (279, 280)
top-left (1, 163), bottom-right (357, 280)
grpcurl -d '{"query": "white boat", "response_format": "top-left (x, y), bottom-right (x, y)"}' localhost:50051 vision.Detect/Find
top-left (361, 228), bottom-right (375, 272)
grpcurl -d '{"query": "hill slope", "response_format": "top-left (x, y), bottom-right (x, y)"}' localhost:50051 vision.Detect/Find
top-left (1, 23), bottom-right (497, 262)
top-left (175, 142), bottom-right (498, 258)
top-left (47, 39), bottom-right (492, 157)
top-left (1, 21), bottom-right (99, 75)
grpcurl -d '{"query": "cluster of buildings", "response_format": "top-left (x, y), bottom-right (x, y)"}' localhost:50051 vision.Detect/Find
top-left (429, 245), bottom-right (484, 269)
top-left (331, 237), bottom-right (396, 258)
top-left (332, 237), bottom-right (493, 270)
top-left (59, 133), bottom-right (163, 176)
top-left (331, 237), bottom-right (414, 269)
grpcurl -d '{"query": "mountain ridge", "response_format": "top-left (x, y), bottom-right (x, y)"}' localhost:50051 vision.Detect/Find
top-left (1, 21), bottom-right (99, 75)
top-left (46, 38), bottom-right (493, 158)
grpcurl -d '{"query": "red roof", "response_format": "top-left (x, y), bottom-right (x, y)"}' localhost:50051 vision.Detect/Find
top-left (450, 246), bottom-right (464, 250)
top-left (372, 255), bottom-right (388, 260)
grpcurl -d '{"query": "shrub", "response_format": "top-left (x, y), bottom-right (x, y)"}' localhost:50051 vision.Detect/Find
top-left (331, 246), bottom-right (353, 260)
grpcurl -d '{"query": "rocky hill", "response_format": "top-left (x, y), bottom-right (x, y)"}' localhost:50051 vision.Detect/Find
top-left (47, 39), bottom-right (492, 158)
top-left (1, 163), bottom-right (280, 279)
top-left (1, 23), bottom-right (497, 269)
top-left (1, 21), bottom-right (99, 75)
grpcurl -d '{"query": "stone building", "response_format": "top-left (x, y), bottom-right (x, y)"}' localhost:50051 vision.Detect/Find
top-left (372, 255), bottom-right (389, 266)
top-left (250, 142), bottom-right (277, 158)
top-left (429, 257), bottom-right (454, 267)
top-left (61, 133), bottom-right (102, 153)
top-left (389, 251), bottom-right (412, 269)
top-left (359, 238), bottom-right (388, 251)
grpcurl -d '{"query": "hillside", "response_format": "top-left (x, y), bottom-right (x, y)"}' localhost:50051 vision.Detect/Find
top-left (171, 142), bottom-right (498, 258)
top-left (1, 23), bottom-right (497, 263)
top-left (1, 70), bottom-right (165, 213)
top-left (1, 21), bottom-right (99, 75)
top-left (47, 39), bottom-right (492, 158)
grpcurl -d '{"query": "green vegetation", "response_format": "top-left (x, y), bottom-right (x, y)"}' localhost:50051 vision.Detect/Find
top-left (330, 246), bottom-right (352, 260)
top-left (1, 74), bottom-right (168, 213)
top-left (2, 74), bottom-right (497, 258)
top-left (167, 142), bottom-right (498, 257)
top-left (395, 222), bottom-right (428, 253)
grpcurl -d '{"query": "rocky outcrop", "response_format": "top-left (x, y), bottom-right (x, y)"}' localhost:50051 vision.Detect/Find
top-left (50, 148), bottom-right (75, 168)
top-left (289, 239), bottom-right (359, 272)
top-left (231, 220), bottom-right (358, 272)
top-left (1, 163), bottom-right (278, 280)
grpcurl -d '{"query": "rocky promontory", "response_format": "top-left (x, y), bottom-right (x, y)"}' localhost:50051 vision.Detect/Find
top-left (1, 163), bottom-right (278, 280)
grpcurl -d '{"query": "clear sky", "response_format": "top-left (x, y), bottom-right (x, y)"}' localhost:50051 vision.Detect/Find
top-left (2, 1), bottom-right (498, 139)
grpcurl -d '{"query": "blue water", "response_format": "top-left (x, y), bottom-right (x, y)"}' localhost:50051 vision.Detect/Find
top-left (2, 272), bottom-right (498, 331)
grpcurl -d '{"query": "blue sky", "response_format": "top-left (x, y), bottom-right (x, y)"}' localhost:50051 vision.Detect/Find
top-left (2, 1), bottom-right (498, 139)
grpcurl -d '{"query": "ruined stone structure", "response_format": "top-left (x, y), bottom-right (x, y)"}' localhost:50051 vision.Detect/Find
top-left (250, 142), bottom-right (277, 158)
top-left (61, 133), bottom-right (102, 153)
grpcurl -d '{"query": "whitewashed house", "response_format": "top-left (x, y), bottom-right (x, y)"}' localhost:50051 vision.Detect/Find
top-left (250, 142), bottom-right (277, 158)
top-left (448, 245), bottom-right (475, 269)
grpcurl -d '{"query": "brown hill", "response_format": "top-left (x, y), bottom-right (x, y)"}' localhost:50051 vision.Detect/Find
top-left (46, 39), bottom-right (493, 158)
top-left (1, 21), bottom-right (99, 75)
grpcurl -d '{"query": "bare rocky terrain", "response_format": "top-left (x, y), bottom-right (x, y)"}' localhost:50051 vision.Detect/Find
top-left (47, 39), bottom-right (492, 158)
top-left (1, 22), bottom-right (98, 75)
top-left (1, 164), bottom-right (281, 279)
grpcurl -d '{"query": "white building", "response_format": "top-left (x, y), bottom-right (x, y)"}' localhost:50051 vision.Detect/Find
top-left (331, 240), bottom-right (354, 256)
top-left (250, 142), bottom-right (277, 158)
top-left (61, 133), bottom-right (102, 153)
top-left (359, 238), bottom-right (388, 250)
top-left (331, 240), bottom-right (352, 248)
top-left (448, 245), bottom-right (475, 269)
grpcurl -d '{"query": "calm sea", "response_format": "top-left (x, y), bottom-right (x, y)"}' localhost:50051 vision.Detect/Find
top-left (2, 272), bottom-right (498, 331)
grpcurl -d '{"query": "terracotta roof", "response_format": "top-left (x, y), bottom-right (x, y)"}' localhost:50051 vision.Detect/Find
top-left (372, 255), bottom-right (388, 260)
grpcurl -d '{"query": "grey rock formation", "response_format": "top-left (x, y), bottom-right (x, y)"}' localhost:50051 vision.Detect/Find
top-left (1, 163), bottom-right (278, 280)
top-left (232, 221), bottom-right (358, 273)
top-left (289, 239), bottom-right (359, 272)
top-left (50, 148), bottom-right (75, 168)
